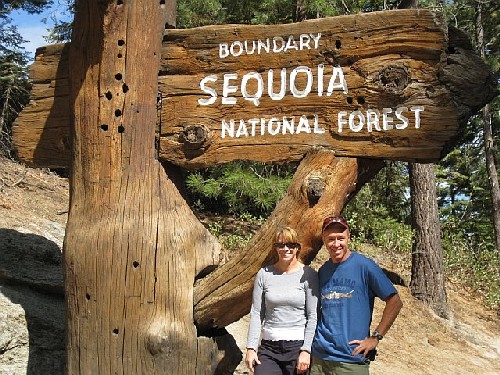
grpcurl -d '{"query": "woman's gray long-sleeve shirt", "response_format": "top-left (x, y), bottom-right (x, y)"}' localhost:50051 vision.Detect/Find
top-left (246, 264), bottom-right (319, 352)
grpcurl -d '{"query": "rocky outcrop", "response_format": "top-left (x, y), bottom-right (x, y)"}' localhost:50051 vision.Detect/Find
top-left (0, 157), bottom-right (68, 374)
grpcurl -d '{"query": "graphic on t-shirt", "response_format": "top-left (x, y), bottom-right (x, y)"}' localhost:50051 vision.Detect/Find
top-left (321, 289), bottom-right (354, 300)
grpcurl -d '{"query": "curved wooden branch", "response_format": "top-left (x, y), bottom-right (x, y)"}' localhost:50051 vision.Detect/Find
top-left (193, 150), bottom-right (384, 329)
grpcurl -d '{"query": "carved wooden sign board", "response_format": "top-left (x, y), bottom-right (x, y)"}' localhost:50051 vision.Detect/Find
top-left (12, 9), bottom-right (490, 168)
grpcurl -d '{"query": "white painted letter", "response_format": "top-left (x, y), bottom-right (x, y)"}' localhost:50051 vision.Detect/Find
top-left (311, 33), bottom-right (321, 49)
top-left (317, 64), bottom-right (324, 96)
top-left (258, 39), bottom-right (270, 54)
top-left (268, 118), bottom-right (281, 135)
top-left (282, 117), bottom-right (295, 134)
top-left (249, 118), bottom-right (260, 136)
top-left (198, 75), bottom-right (218, 106)
top-left (410, 106), bottom-right (424, 128)
top-left (313, 115), bottom-right (325, 134)
top-left (241, 72), bottom-right (264, 106)
top-left (268, 68), bottom-right (287, 101)
top-left (299, 34), bottom-right (311, 50)
top-left (296, 115), bottom-right (312, 134)
top-left (285, 35), bottom-right (299, 51)
top-left (382, 108), bottom-right (394, 130)
top-left (230, 41), bottom-right (244, 57)
top-left (222, 73), bottom-right (239, 105)
top-left (338, 111), bottom-right (348, 132)
top-left (349, 111), bottom-right (365, 132)
top-left (244, 40), bottom-right (256, 55)
top-left (273, 36), bottom-right (285, 53)
top-left (221, 119), bottom-right (235, 138)
top-left (366, 109), bottom-right (381, 132)
top-left (290, 66), bottom-right (313, 98)
top-left (327, 66), bottom-right (348, 95)
top-left (236, 119), bottom-right (249, 137)
top-left (219, 43), bottom-right (229, 59)
top-left (395, 107), bottom-right (409, 129)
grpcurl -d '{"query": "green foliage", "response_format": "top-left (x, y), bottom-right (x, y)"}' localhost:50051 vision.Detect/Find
top-left (0, 12), bottom-right (31, 157)
top-left (186, 161), bottom-right (294, 216)
top-left (43, 0), bottom-right (74, 43)
top-left (1, 0), bottom-right (51, 14)
top-left (442, 219), bottom-right (500, 309)
top-left (177, 0), bottom-right (223, 28)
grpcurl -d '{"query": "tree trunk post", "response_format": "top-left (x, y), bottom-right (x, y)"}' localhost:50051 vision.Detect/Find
top-left (401, 0), bottom-right (449, 320)
top-left (64, 1), bottom-right (224, 373)
top-left (409, 163), bottom-right (449, 318)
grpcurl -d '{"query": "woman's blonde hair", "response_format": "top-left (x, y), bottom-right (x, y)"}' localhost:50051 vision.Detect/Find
top-left (274, 226), bottom-right (300, 244)
top-left (267, 227), bottom-right (302, 265)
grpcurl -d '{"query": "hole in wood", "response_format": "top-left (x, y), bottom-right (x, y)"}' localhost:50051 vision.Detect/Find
top-left (357, 96), bottom-right (365, 105)
top-left (335, 40), bottom-right (341, 49)
top-left (447, 46), bottom-right (456, 54)
top-left (100, 124), bottom-right (109, 131)
top-left (115, 73), bottom-right (122, 81)
top-left (115, 109), bottom-right (122, 117)
top-left (346, 97), bottom-right (353, 104)
top-left (113, 328), bottom-right (119, 335)
top-left (122, 84), bottom-right (129, 93)
top-left (117, 53), bottom-right (123, 58)
top-left (118, 125), bottom-right (125, 133)
top-left (159, 0), bottom-right (166, 4)
top-left (105, 91), bottom-right (112, 100)
top-left (133, 261), bottom-right (140, 268)
top-left (85, 293), bottom-right (91, 300)
top-left (118, 39), bottom-right (125, 46)
top-left (117, 0), bottom-right (123, 5)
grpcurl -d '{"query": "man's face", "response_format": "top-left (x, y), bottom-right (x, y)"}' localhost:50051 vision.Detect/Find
top-left (322, 223), bottom-right (350, 263)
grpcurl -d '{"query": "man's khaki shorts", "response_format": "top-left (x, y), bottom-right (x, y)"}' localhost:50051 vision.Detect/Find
top-left (310, 356), bottom-right (370, 375)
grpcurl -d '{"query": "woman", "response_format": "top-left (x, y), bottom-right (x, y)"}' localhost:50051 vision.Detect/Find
top-left (245, 227), bottom-right (319, 375)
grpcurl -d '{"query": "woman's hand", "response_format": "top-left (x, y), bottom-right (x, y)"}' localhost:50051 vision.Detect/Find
top-left (296, 350), bottom-right (311, 374)
top-left (245, 348), bottom-right (261, 372)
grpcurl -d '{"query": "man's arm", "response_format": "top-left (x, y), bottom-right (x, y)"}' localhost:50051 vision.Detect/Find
top-left (350, 293), bottom-right (403, 357)
top-left (374, 293), bottom-right (403, 336)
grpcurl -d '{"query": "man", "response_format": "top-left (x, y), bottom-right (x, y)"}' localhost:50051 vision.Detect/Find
top-left (311, 216), bottom-right (403, 375)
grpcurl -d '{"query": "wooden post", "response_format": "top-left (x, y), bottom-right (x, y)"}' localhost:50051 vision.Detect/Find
top-left (65, 1), bottom-right (223, 373)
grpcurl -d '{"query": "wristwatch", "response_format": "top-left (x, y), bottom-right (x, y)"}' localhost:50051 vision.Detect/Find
top-left (371, 330), bottom-right (384, 340)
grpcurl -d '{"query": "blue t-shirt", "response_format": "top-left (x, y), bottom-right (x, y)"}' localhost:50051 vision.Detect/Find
top-left (312, 252), bottom-right (397, 363)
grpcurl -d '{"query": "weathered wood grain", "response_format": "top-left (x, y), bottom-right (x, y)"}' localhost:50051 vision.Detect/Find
top-left (12, 9), bottom-right (496, 168)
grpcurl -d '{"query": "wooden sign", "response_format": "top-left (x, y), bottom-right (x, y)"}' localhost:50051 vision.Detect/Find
top-left (12, 9), bottom-right (496, 168)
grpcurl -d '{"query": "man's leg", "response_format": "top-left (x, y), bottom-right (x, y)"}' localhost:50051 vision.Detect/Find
top-left (310, 357), bottom-right (369, 375)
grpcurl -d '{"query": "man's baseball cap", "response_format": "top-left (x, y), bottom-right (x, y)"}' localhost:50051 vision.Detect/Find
top-left (322, 216), bottom-right (349, 232)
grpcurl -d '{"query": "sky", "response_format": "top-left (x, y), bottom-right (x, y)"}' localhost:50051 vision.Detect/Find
top-left (11, 4), bottom-right (71, 60)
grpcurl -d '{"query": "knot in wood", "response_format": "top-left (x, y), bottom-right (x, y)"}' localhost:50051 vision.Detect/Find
top-left (375, 65), bottom-right (409, 94)
top-left (179, 125), bottom-right (212, 150)
top-left (146, 329), bottom-right (175, 357)
top-left (305, 173), bottom-right (326, 206)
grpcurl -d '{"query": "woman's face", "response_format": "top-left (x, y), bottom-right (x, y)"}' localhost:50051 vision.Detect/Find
top-left (274, 235), bottom-right (299, 262)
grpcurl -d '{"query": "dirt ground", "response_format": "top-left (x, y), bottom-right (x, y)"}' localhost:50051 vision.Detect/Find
top-left (0, 156), bottom-right (499, 374)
